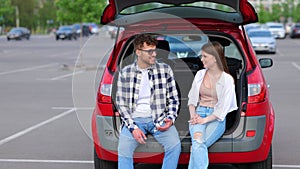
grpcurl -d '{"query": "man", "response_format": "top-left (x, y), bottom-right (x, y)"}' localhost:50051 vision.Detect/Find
top-left (116, 34), bottom-right (181, 169)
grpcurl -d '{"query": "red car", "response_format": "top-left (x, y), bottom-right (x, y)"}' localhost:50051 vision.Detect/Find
top-left (92, 0), bottom-right (275, 168)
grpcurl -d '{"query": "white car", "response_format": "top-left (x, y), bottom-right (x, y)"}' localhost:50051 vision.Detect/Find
top-left (248, 28), bottom-right (276, 54)
top-left (265, 22), bottom-right (286, 39)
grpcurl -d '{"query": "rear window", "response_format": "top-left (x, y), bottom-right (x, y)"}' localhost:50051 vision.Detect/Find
top-left (159, 35), bottom-right (208, 59)
top-left (269, 25), bottom-right (283, 28)
top-left (120, 2), bottom-right (235, 14)
top-left (118, 34), bottom-right (243, 70)
top-left (248, 31), bottom-right (272, 37)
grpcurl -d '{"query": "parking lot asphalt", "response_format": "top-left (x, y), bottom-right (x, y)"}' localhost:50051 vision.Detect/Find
top-left (0, 32), bottom-right (300, 169)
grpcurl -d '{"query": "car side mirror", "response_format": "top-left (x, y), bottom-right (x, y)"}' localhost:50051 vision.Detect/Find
top-left (259, 58), bottom-right (273, 68)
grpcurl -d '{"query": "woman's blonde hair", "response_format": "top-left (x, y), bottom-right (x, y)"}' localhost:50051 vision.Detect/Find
top-left (201, 41), bottom-right (229, 73)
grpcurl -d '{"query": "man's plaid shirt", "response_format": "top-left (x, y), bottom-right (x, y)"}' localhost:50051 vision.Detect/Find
top-left (116, 61), bottom-right (179, 132)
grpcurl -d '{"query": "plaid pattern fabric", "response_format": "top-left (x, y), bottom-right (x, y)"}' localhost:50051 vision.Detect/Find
top-left (116, 61), bottom-right (179, 132)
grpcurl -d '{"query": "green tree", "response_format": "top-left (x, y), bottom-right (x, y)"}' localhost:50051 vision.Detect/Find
top-left (257, 4), bottom-right (271, 23)
top-left (0, 0), bottom-right (14, 31)
top-left (11, 0), bottom-right (38, 29)
top-left (270, 4), bottom-right (282, 22)
top-left (282, 1), bottom-right (291, 23)
top-left (38, 0), bottom-right (58, 32)
top-left (292, 3), bottom-right (300, 22)
top-left (55, 0), bottom-right (106, 24)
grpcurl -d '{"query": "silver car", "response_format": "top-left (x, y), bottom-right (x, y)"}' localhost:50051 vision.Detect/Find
top-left (265, 22), bottom-right (286, 39)
top-left (248, 28), bottom-right (276, 54)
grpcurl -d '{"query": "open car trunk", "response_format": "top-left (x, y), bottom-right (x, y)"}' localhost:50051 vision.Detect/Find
top-left (102, 0), bottom-right (257, 25)
top-left (104, 0), bottom-right (255, 153)
top-left (111, 32), bottom-right (245, 152)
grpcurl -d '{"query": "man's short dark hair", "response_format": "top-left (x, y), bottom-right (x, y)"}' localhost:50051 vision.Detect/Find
top-left (133, 34), bottom-right (158, 50)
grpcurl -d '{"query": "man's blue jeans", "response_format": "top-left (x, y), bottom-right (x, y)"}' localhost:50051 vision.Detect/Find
top-left (118, 117), bottom-right (181, 169)
top-left (188, 106), bottom-right (226, 169)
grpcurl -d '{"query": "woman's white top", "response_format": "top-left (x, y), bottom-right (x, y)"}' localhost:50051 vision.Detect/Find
top-left (188, 69), bottom-right (238, 121)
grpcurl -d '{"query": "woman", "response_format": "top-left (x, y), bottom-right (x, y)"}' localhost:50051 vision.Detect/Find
top-left (187, 41), bottom-right (238, 169)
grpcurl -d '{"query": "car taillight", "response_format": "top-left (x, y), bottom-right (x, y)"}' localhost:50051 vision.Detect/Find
top-left (239, 0), bottom-right (258, 24)
top-left (97, 68), bottom-right (113, 104)
top-left (247, 66), bottom-right (267, 103)
top-left (98, 83), bottom-right (112, 103)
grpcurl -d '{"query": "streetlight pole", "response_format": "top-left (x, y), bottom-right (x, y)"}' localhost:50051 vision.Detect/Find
top-left (15, 6), bottom-right (19, 27)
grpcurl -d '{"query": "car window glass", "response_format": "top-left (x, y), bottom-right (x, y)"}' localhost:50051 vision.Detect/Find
top-left (119, 34), bottom-right (243, 70)
top-left (224, 43), bottom-right (243, 63)
top-left (120, 2), bottom-right (235, 14)
top-left (248, 31), bottom-right (272, 37)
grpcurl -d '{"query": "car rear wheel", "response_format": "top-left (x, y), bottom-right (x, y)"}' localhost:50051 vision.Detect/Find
top-left (250, 146), bottom-right (272, 169)
top-left (237, 146), bottom-right (272, 169)
top-left (94, 148), bottom-right (117, 169)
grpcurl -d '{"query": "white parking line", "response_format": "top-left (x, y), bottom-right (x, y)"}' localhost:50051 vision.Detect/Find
top-left (273, 164), bottom-right (300, 168)
top-left (0, 159), bottom-right (299, 168)
top-left (291, 62), bottom-right (300, 71)
top-left (0, 159), bottom-right (93, 164)
top-left (52, 107), bottom-right (94, 110)
top-left (0, 63), bottom-right (58, 76)
top-left (0, 108), bottom-right (76, 146)
top-left (50, 70), bottom-right (85, 80)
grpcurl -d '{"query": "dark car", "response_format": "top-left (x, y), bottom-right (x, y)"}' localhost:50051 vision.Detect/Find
top-left (290, 23), bottom-right (300, 38)
top-left (86, 22), bottom-right (99, 35)
top-left (55, 26), bottom-right (77, 40)
top-left (107, 26), bottom-right (123, 39)
top-left (72, 23), bottom-right (90, 37)
top-left (7, 27), bottom-right (31, 41)
top-left (93, 0), bottom-right (275, 169)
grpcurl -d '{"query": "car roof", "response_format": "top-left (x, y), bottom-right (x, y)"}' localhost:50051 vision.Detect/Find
top-left (114, 0), bottom-right (239, 13)
top-left (248, 28), bottom-right (270, 32)
top-left (266, 22), bottom-right (283, 25)
top-left (102, 0), bottom-right (257, 25)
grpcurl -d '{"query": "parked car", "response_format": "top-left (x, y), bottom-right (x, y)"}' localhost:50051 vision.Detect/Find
top-left (87, 22), bottom-right (99, 35)
top-left (55, 25), bottom-right (77, 40)
top-left (289, 23), bottom-right (300, 38)
top-left (248, 28), bottom-right (276, 54)
top-left (245, 23), bottom-right (261, 33)
top-left (285, 22), bottom-right (293, 35)
top-left (7, 27), bottom-right (31, 41)
top-left (73, 23), bottom-right (90, 37)
top-left (265, 22), bottom-right (286, 39)
top-left (107, 25), bottom-right (122, 39)
top-left (93, 0), bottom-right (275, 169)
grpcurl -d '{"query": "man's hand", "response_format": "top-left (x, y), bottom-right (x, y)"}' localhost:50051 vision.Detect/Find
top-left (157, 118), bottom-right (173, 131)
top-left (132, 128), bottom-right (147, 144)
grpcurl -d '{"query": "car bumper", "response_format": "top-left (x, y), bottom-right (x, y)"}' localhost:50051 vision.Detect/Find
top-left (272, 31), bottom-right (285, 39)
top-left (93, 114), bottom-right (273, 164)
top-left (252, 44), bottom-right (276, 53)
top-left (7, 35), bottom-right (21, 39)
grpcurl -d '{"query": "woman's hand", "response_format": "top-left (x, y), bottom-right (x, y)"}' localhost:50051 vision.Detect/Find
top-left (189, 114), bottom-right (208, 125)
top-left (189, 114), bottom-right (218, 125)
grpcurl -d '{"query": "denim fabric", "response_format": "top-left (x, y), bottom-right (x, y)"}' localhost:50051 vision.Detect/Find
top-left (188, 106), bottom-right (226, 169)
top-left (118, 117), bottom-right (181, 169)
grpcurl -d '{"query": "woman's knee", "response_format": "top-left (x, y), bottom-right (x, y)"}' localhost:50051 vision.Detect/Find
top-left (193, 132), bottom-right (203, 143)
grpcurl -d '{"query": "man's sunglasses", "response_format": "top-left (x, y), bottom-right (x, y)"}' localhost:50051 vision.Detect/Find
top-left (138, 48), bottom-right (157, 55)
